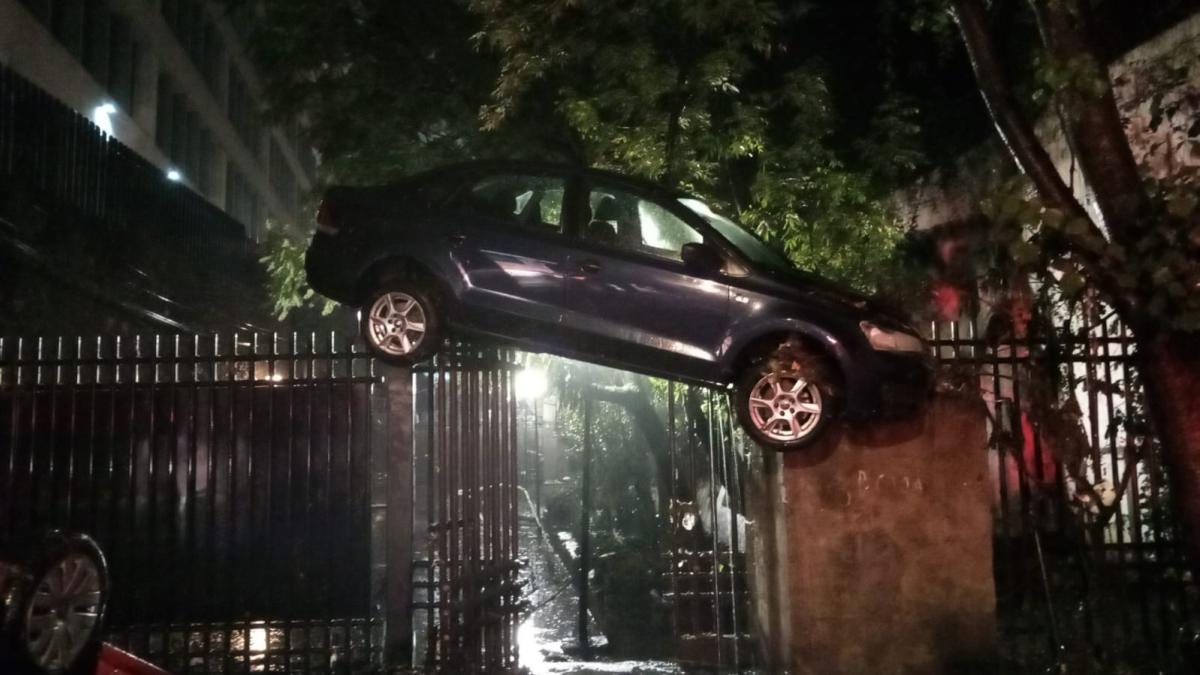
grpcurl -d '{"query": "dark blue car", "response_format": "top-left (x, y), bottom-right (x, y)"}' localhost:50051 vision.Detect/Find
top-left (305, 161), bottom-right (932, 450)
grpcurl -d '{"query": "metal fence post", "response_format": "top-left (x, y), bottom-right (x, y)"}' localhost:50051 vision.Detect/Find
top-left (578, 397), bottom-right (593, 657)
top-left (384, 365), bottom-right (415, 668)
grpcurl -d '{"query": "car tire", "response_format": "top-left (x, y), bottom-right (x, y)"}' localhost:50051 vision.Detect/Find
top-left (13, 532), bottom-right (108, 675)
top-left (734, 341), bottom-right (838, 452)
top-left (360, 282), bottom-right (442, 366)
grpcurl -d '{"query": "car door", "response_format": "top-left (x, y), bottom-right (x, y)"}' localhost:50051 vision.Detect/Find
top-left (560, 179), bottom-right (731, 380)
top-left (442, 171), bottom-right (577, 342)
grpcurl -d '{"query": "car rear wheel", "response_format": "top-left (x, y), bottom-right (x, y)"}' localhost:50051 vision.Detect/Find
top-left (16, 532), bottom-right (108, 675)
top-left (735, 342), bottom-right (838, 451)
top-left (361, 284), bottom-right (441, 366)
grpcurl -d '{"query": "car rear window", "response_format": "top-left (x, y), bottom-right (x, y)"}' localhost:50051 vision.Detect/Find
top-left (463, 174), bottom-right (565, 234)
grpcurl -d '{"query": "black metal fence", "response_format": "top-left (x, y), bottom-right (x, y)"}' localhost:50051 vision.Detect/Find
top-left (409, 349), bottom-right (523, 672)
top-left (659, 384), bottom-right (756, 669)
top-left (0, 62), bottom-right (266, 335)
top-left (0, 333), bottom-right (386, 673)
top-left (930, 309), bottom-right (1200, 672)
top-left (0, 63), bottom-right (245, 243)
top-left (0, 332), bottom-right (527, 673)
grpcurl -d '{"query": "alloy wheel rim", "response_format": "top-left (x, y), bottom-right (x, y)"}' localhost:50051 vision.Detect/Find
top-left (24, 554), bottom-right (103, 673)
top-left (367, 292), bottom-right (427, 356)
top-left (747, 371), bottom-right (823, 442)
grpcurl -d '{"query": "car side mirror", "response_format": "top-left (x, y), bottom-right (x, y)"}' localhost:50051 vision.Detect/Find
top-left (681, 242), bottom-right (724, 273)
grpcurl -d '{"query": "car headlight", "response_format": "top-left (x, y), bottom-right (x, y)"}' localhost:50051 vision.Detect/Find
top-left (859, 321), bottom-right (926, 353)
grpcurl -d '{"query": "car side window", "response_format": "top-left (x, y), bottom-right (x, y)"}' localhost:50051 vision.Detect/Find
top-left (583, 185), bottom-right (703, 261)
top-left (464, 174), bottom-right (565, 234)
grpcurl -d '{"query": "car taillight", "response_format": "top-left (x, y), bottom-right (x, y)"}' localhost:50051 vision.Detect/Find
top-left (315, 199), bottom-right (339, 234)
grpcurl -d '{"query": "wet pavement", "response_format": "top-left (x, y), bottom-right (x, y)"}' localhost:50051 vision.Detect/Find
top-left (517, 498), bottom-right (683, 675)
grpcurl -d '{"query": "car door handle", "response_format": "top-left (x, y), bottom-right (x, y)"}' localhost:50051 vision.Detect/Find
top-left (448, 233), bottom-right (466, 246)
top-left (576, 259), bottom-right (602, 274)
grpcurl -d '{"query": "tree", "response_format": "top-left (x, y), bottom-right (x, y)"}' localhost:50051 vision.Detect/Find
top-left (470, 0), bottom-right (914, 291)
top-left (250, 0), bottom-right (923, 302)
top-left (944, 0), bottom-right (1200, 569)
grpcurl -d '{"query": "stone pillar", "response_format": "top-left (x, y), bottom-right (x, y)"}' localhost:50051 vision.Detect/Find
top-left (763, 394), bottom-right (996, 674)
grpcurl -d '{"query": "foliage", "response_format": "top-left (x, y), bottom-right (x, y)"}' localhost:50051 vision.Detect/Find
top-left (249, 0), bottom-right (931, 304)
top-left (469, 0), bottom-right (917, 292)
top-left (259, 225), bottom-right (337, 321)
top-left (978, 165), bottom-right (1200, 332)
top-left (250, 0), bottom-right (502, 184)
top-left (930, 3), bottom-right (1200, 669)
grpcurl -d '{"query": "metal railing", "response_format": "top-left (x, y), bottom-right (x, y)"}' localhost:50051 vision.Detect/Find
top-left (0, 332), bottom-right (385, 673)
top-left (929, 312), bottom-right (1199, 671)
top-left (0, 332), bottom-right (528, 673)
top-left (409, 348), bottom-right (524, 673)
top-left (0, 62), bottom-right (263, 333)
top-left (0, 63), bottom-right (246, 243)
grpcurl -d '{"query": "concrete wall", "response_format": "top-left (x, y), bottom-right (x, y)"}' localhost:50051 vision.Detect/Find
top-left (749, 394), bottom-right (995, 674)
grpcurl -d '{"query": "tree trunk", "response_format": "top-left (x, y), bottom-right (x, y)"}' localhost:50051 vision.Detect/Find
top-left (1139, 332), bottom-right (1200, 568)
top-left (1028, 0), bottom-right (1148, 237)
top-left (949, 0), bottom-right (1200, 574)
top-left (949, 0), bottom-right (1088, 220)
top-left (949, 0), bottom-right (1131, 314)
top-left (586, 382), bottom-right (674, 515)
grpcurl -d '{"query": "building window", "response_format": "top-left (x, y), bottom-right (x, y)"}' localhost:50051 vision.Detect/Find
top-left (107, 15), bottom-right (136, 111)
top-left (155, 74), bottom-right (173, 150)
top-left (227, 69), bottom-right (260, 151)
top-left (81, 0), bottom-right (110, 88)
top-left (51, 0), bottom-right (85, 59)
top-left (225, 166), bottom-right (262, 238)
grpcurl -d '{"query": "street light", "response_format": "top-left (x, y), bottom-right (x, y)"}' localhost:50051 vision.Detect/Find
top-left (514, 367), bottom-right (547, 400)
top-left (91, 103), bottom-right (116, 136)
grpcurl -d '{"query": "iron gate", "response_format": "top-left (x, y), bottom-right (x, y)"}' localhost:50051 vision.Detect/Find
top-left (0, 333), bottom-right (528, 673)
top-left (660, 383), bottom-right (756, 669)
top-left (513, 366), bottom-right (760, 670)
top-left (408, 349), bottom-right (523, 672)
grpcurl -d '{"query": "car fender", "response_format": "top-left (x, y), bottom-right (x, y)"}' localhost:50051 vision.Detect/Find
top-left (349, 217), bottom-right (466, 299)
top-left (717, 316), bottom-right (857, 381)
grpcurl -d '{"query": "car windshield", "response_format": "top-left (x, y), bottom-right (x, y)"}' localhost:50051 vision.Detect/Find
top-left (678, 198), bottom-right (794, 273)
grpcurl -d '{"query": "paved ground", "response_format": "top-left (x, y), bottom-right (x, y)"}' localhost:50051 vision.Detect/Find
top-left (517, 503), bottom-right (683, 675)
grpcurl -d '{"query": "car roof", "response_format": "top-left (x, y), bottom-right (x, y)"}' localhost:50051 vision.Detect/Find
top-left (413, 159), bottom-right (694, 201)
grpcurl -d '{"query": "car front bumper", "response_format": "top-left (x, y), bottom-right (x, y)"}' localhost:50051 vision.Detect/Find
top-left (844, 350), bottom-right (935, 421)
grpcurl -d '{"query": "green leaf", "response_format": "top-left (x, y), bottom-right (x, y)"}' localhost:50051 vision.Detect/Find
top-left (1167, 191), bottom-right (1198, 218)
top-left (1009, 240), bottom-right (1040, 266)
top-left (1059, 270), bottom-right (1087, 298)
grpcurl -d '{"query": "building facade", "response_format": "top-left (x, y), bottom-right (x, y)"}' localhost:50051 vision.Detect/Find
top-left (0, 0), bottom-right (314, 239)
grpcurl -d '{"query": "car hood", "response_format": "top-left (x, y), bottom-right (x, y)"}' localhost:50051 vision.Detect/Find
top-left (766, 268), bottom-right (917, 330)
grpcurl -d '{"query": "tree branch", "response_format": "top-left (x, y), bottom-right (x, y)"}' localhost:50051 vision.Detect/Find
top-left (1029, 0), bottom-right (1148, 240)
top-left (585, 382), bottom-right (673, 512)
top-left (949, 0), bottom-right (1134, 317)
top-left (950, 0), bottom-right (1088, 219)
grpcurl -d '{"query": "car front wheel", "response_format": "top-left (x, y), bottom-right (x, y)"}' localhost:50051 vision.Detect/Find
top-left (361, 284), bottom-right (442, 366)
top-left (735, 343), bottom-right (838, 451)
